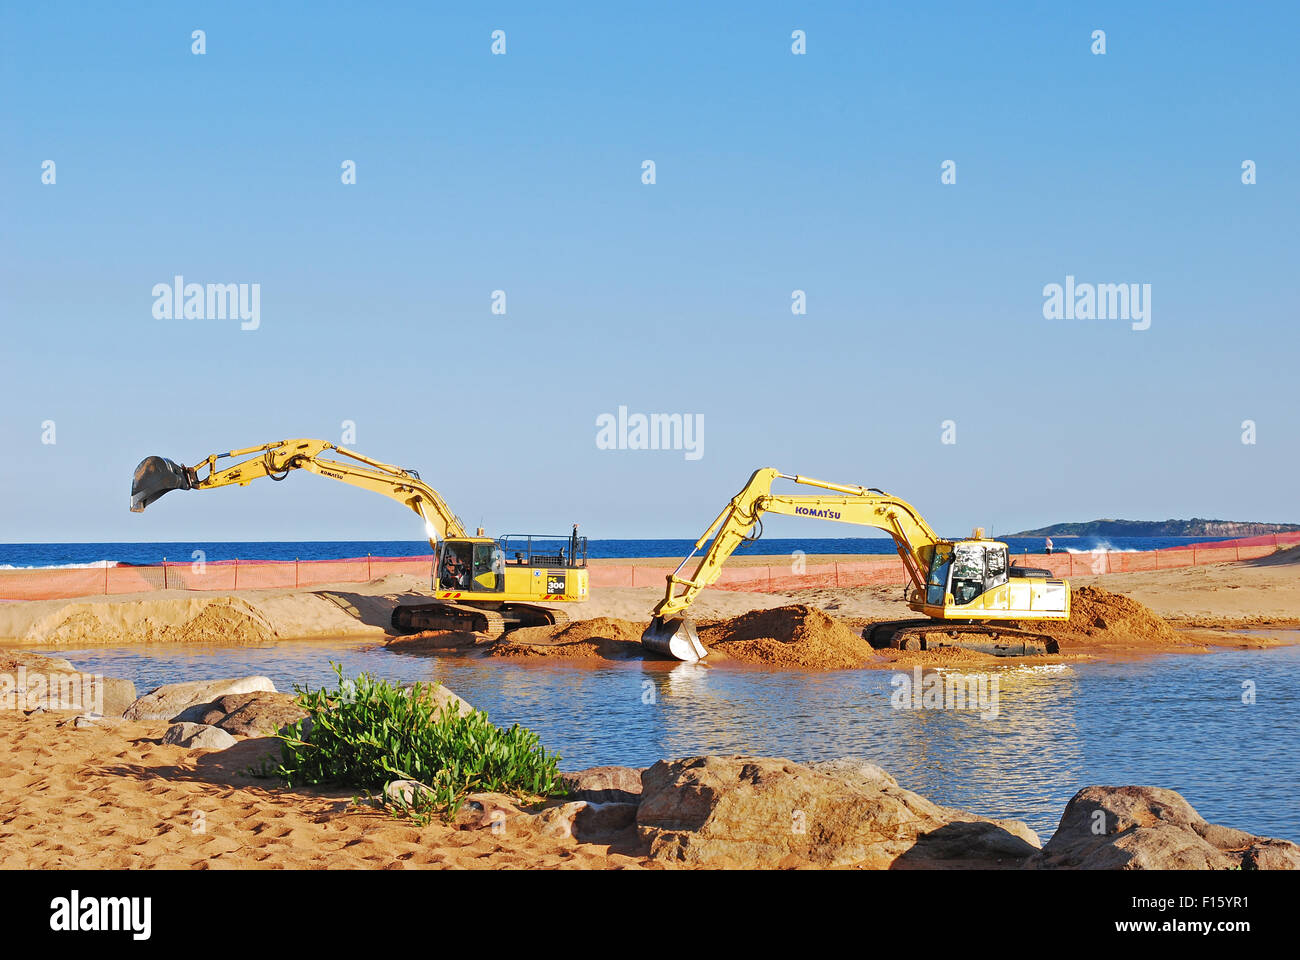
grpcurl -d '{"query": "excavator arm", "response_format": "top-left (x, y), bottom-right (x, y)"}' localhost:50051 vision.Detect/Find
top-left (130, 438), bottom-right (468, 544)
top-left (644, 468), bottom-right (945, 659)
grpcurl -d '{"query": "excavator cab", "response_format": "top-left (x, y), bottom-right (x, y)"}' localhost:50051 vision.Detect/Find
top-left (914, 538), bottom-right (1066, 619)
top-left (437, 538), bottom-right (506, 593)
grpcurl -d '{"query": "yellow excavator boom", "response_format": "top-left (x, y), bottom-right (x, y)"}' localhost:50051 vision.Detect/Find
top-left (131, 438), bottom-right (466, 543)
top-left (130, 438), bottom-right (589, 634)
top-left (643, 468), bottom-right (1069, 660)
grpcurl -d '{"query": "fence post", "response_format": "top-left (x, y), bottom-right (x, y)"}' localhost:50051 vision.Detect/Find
top-left (104, 561), bottom-right (109, 594)
top-left (368, 553), bottom-right (372, 580)
top-left (1192, 545), bottom-right (1197, 567)
top-left (162, 558), bottom-right (168, 590)
top-left (1155, 549), bottom-right (1159, 570)
top-left (234, 558), bottom-right (238, 590)
top-left (1236, 544), bottom-right (1240, 562)
top-left (834, 562), bottom-right (840, 587)
top-left (295, 558), bottom-right (299, 589)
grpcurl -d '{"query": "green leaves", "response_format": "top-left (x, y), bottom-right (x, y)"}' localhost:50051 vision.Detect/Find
top-left (265, 663), bottom-right (565, 819)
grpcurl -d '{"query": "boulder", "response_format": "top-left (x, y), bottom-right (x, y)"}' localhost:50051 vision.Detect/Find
top-left (636, 755), bottom-right (1040, 868)
top-left (208, 692), bottom-right (307, 737)
top-left (1025, 785), bottom-right (1300, 870)
top-left (400, 681), bottom-right (473, 718)
top-left (0, 652), bottom-right (136, 716)
top-left (161, 722), bottom-right (238, 751)
top-left (59, 714), bottom-right (125, 731)
top-left (561, 766), bottom-right (644, 804)
top-left (383, 780), bottom-right (437, 808)
top-left (125, 677), bottom-right (276, 722)
top-left (531, 800), bottom-right (639, 842)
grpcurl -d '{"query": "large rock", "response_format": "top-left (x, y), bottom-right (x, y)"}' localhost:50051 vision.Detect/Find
top-left (448, 792), bottom-right (637, 845)
top-left (161, 722), bottom-right (238, 751)
top-left (533, 800), bottom-right (639, 842)
top-left (400, 681), bottom-right (473, 718)
top-left (0, 651), bottom-right (136, 716)
top-left (561, 766), bottom-right (644, 804)
top-left (384, 780), bottom-right (437, 808)
top-left (636, 755), bottom-right (1040, 868)
top-left (124, 676), bottom-right (276, 721)
top-left (204, 692), bottom-right (307, 737)
top-left (1025, 785), bottom-right (1300, 870)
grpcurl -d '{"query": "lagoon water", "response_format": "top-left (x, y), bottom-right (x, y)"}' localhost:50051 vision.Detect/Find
top-left (51, 637), bottom-right (1300, 843)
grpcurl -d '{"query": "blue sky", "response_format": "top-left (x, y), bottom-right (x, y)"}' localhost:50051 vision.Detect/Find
top-left (2, 2), bottom-right (1296, 542)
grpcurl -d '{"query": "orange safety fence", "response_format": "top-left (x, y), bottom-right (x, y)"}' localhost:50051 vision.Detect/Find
top-left (0, 555), bottom-right (434, 602)
top-left (1, 532), bottom-right (1296, 603)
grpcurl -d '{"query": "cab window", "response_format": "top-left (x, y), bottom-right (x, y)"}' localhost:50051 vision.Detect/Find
top-left (471, 543), bottom-right (502, 592)
top-left (926, 551), bottom-right (952, 606)
top-left (951, 545), bottom-right (985, 605)
top-left (986, 547), bottom-right (1008, 590)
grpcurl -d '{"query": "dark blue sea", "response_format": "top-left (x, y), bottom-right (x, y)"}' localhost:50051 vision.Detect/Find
top-left (0, 536), bottom-right (1235, 569)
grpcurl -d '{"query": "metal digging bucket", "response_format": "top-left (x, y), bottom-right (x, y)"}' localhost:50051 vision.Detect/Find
top-left (641, 616), bottom-right (709, 662)
top-left (130, 456), bottom-right (195, 512)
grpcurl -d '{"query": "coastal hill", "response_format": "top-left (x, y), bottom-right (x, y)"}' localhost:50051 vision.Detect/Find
top-left (1010, 519), bottom-right (1300, 538)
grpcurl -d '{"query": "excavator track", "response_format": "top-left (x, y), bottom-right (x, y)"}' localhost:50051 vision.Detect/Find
top-left (864, 619), bottom-right (1060, 656)
top-left (390, 600), bottom-right (569, 637)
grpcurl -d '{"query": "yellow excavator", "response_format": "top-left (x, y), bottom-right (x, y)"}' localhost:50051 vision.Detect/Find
top-left (642, 468), bottom-right (1070, 661)
top-left (130, 438), bottom-right (588, 636)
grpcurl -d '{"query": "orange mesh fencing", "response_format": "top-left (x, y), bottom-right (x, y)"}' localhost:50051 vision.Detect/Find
top-left (0, 555), bottom-right (435, 602)
top-left (1, 532), bottom-right (1296, 602)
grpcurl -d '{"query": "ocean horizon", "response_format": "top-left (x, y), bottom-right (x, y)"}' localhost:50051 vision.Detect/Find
top-left (0, 535), bottom-right (1236, 569)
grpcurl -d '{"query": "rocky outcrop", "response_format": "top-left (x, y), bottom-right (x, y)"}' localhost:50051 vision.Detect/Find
top-left (635, 755), bottom-right (1040, 868)
top-left (161, 722), bottom-right (238, 751)
top-left (561, 766), bottom-right (644, 804)
top-left (0, 650), bottom-right (136, 716)
top-left (195, 692), bottom-right (308, 737)
top-left (400, 681), bottom-right (473, 718)
top-left (1025, 785), bottom-right (1300, 870)
top-left (124, 677), bottom-right (277, 722)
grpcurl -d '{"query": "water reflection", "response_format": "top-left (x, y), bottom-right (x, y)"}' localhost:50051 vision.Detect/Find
top-left (49, 639), bottom-right (1300, 842)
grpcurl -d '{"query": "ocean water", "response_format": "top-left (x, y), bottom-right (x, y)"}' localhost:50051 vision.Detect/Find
top-left (51, 637), bottom-right (1300, 843)
top-left (0, 535), bottom-right (1233, 569)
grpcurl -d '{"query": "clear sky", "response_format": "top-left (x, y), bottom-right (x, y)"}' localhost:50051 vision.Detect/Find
top-left (2, 2), bottom-right (1296, 543)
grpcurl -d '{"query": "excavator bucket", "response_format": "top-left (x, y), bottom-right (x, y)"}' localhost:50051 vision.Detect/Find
top-left (130, 456), bottom-right (194, 512)
top-left (641, 616), bottom-right (709, 662)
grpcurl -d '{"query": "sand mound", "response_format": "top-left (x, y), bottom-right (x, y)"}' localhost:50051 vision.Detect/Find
top-left (20, 597), bottom-right (280, 647)
top-left (697, 605), bottom-right (879, 669)
top-left (153, 599), bottom-right (279, 645)
top-left (1013, 586), bottom-right (1178, 646)
top-left (487, 617), bottom-right (646, 660)
top-left (1247, 544), bottom-right (1300, 567)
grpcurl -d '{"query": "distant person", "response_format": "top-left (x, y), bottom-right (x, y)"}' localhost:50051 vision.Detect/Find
top-left (1045, 537), bottom-right (1054, 556)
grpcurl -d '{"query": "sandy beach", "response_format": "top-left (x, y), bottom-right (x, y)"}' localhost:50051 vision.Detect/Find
top-left (0, 710), bottom-right (645, 870)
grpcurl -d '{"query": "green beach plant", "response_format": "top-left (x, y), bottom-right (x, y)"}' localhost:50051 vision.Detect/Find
top-left (261, 663), bottom-right (566, 819)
